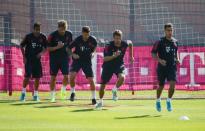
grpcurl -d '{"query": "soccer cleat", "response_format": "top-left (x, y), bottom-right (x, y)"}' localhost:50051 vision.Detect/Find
top-left (50, 96), bottom-right (56, 103)
top-left (70, 93), bottom-right (75, 102)
top-left (95, 102), bottom-right (103, 109)
top-left (60, 87), bottom-right (67, 100)
top-left (20, 93), bottom-right (26, 102)
top-left (92, 99), bottom-right (97, 105)
top-left (33, 95), bottom-right (40, 102)
top-left (156, 101), bottom-right (162, 112)
top-left (166, 100), bottom-right (173, 112)
top-left (112, 89), bottom-right (118, 101)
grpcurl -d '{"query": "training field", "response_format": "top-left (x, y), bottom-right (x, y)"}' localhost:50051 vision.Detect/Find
top-left (0, 91), bottom-right (205, 131)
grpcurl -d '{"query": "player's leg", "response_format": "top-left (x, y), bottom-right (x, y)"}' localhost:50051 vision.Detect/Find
top-left (82, 63), bottom-right (96, 104)
top-left (60, 59), bottom-right (69, 100)
top-left (49, 60), bottom-right (59, 102)
top-left (69, 60), bottom-right (81, 101)
top-left (166, 69), bottom-right (177, 112)
top-left (33, 78), bottom-right (40, 101)
top-left (60, 75), bottom-right (68, 100)
top-left (112, 73), bottom-right (125, 101)
top-left (96, 67), bottom-right (113, 109)
top-left (87, 77), bottom-right (96, 104)
top-left (155, 67), bottom-right (166, 112)
top-left (95, 84), bottom-right (106, 109)
top-left (20, 60), bottom-right (31, 101)
top-left (32, 59), bottom-right (42, 101)
top-left (20, 77), bottom-right (30, 101)
top-left (112, 67), bottom-right (125, 101)
top-left (50, 75), bottom-right (57, 102)
top-left (69, 72), bottom-right (77, 101)
top-left (168, 81), bottom-right (175, 99)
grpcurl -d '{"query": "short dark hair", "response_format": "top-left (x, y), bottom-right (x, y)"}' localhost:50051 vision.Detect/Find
top-left (113, 30), bottom-right (122, 37)
top-left (164, 23), bottom-right (173, 30)
top-left (58, 20), bottom-right (68, 29)
top-left (82, 26), bottom-right (90, 33)
top-left (33, 22), bottom-right (41, 29)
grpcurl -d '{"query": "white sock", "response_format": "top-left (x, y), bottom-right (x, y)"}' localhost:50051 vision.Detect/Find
top-left (167, 98), bottom-right (172, 102)
top-left (22, 88), bottom-right (26, 93)
top-left (99, 99), bottom-right (103, 103)
top-left (91, 90), bottom-right (96, 99)
top-left (62, 85), bottom-right (67, 91)
top-left (34, 90), bottom-right (38, 96)
top-left (70, 87), bottom-right (75, 93)
top-left (112, 86), bottom-right (118, 91)
top-left (50, 91), bottom-right (55, 98)
top-left (156, 98), bottom-right (161, 102)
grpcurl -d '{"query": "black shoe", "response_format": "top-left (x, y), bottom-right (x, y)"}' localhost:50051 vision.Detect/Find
top-left (92, 99), bottom-right (97, 105)
top-left (70, 93), bottom-right (75, 101)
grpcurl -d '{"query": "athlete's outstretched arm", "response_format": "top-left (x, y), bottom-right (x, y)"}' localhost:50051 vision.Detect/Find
top-left (151, 41), bottom-right (166, 66)
top-left (128, 41), bottom-right (134, 63)
top-left (20, 36), bottom-right (28, 64)
top-left (103, 53), bottom-right (120, 62)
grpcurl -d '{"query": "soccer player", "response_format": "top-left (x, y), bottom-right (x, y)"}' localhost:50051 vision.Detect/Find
top-left (47, 20), bottom-right (73, 102)
top-left (151, 23), bottom-right (179, 112)
top-left (95, 30), bottom-right (134, 109)
top-left (20, 22), bottom-right (47, 102)
top-left (69, 26), bottom-right (97, 105)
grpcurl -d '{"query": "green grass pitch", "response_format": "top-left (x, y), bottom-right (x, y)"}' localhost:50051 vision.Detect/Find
top-left (0, 91), bottom-right (205, 131)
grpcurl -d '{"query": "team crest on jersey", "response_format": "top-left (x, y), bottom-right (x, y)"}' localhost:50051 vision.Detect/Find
top-left (166, 46), bottom-right (170, 53)
top-left (32, 43), bottom-right (37, 48)
top-left (66, 37), bottom-right (69, 41)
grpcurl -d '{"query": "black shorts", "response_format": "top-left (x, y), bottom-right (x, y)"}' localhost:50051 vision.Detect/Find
top-left (24, 58), bottom-right (42, 78)
top-left (70, 60), bottom-right (94, 78)
top-left (101, 65), bottom-right (125, 84)
top-left (157, 65), bottom-right (177, 85)
top-left (50, 58), bottom-right (69, 76)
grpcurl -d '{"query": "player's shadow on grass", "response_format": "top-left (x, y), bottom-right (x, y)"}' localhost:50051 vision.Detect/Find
top-left (35, 104), bottom-right (64, 108)
top-left (115, 115), bottom-right (161, 119)
top-left (71, 108), bottom-right (108, 112)
top-left (0, 100), bottom-right (18, 103)
top-left (35, 103), bottom-right (95, 108)
top-left (11, 102), bottom-right (49, 106)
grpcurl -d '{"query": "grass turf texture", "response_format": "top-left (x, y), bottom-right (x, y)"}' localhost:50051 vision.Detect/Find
top-left (0, 91), bottom-right (205, 131)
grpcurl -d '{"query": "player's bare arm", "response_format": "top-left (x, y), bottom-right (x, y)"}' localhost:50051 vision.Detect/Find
top-left (175, 51), bottom-right (180, 64)
top-left (128, 40), bottom-right (134, 63)
top-left (103, 51), bottom-right (120, 62)
top-left (48, 41), bottom-right (64, 52)
top-left (152, 53), bottom-right (166, 66)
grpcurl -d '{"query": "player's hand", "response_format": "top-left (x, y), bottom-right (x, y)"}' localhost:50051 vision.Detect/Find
top-left (176, 59), bottom-right (180, 65)
top-left (72, 53), bottom-right (80, 59)
top-left (23, 57), bottom-right (27, 64)
top-left (91, 53), bottom-right (95, 58)
top-left (36, 52), bottom-right (43, 58)
top-left (130, 57), bottom-right (134, 64)
top-left (158, 59), bottom-right (166, 66)
top-left (127, 40), bottom-right (132, 45)
top-left (113, 51), bottom-right (121, 58)
top-left (57, 41), bottom-right (64, 49)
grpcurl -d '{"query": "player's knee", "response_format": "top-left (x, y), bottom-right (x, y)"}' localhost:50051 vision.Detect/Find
top-left (118, 75), bottom-right (125, 82)
top-left (70, 73), bottom-right (76, 81)
top-left (24, 77), bottom-right (30, 82)
top-left (100, 84), bottom-right (105, 91)
top-left (51, 76), bottom-right (56, 82)
top-left (34, 78), bottom-right (40, 82)
top-left (63, 75), bottom-right (68, 80)
top-left (158, 83), bottom-right (164, 88)
top-left (169, 81), bottom-right (176, 89)
top-left (87, 77), bottom-right (94, 83)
